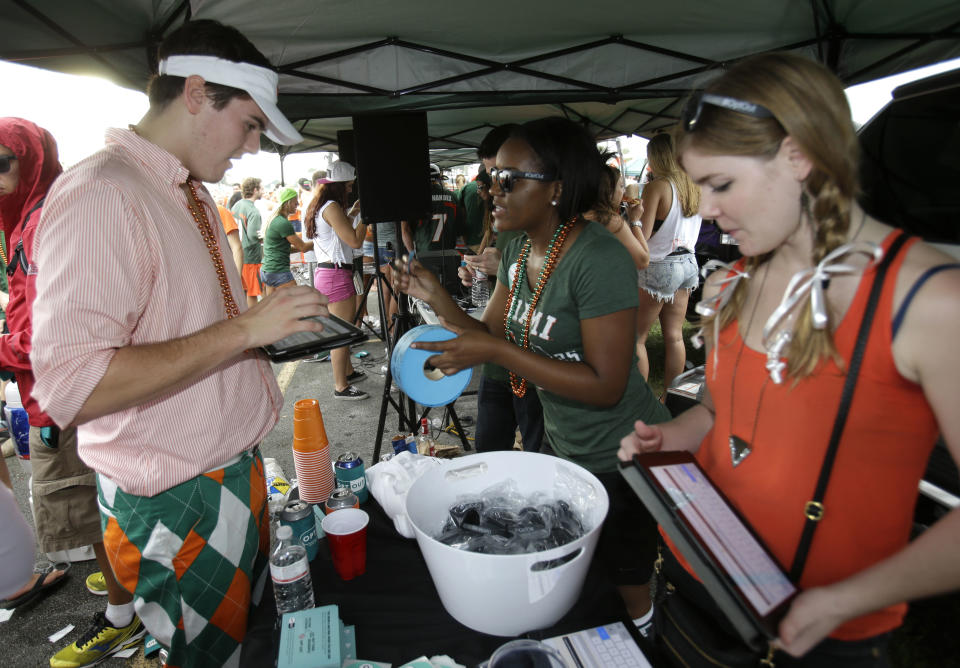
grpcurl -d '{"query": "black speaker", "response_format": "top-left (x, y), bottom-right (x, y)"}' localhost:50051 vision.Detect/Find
top-left (336, 129), bottom-right (356, 166)
top-left (353, 113), bottom-right (431, 224)
top-left (417, 250), bottom-right (464, 297)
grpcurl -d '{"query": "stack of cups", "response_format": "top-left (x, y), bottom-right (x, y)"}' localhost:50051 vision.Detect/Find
top-left (291, 399), bottom-right (335, 504)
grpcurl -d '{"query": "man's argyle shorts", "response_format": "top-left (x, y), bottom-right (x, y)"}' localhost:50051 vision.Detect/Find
top-left (97, 449), bottom-right (270, 668)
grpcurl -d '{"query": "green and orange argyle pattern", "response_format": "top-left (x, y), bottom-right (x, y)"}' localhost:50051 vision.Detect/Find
top-left (97, 450), bottom-right (269, 668)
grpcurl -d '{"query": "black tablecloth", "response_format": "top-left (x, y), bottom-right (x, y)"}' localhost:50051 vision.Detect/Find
top-left (241, 499), bottom-right (658, 667)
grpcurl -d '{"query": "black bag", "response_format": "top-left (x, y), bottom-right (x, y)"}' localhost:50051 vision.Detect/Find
top-left (654, 544), bottom-right (777, 667)
top-left (652, 233), bottom-right (910, 668)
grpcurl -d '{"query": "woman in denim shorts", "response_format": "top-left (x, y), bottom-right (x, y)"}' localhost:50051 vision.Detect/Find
top-left (260, 187), bottom-right (314, 296)
top-left (635, 133), bottom-right (702, 387)
top-left (305, 161), bottom-right (370, 400)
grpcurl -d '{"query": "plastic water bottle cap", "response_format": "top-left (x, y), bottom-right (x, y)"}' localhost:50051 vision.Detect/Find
top-left (276, 525), bottom-right (293, 540)
top-left (6, 382), bottom-right (21, 408)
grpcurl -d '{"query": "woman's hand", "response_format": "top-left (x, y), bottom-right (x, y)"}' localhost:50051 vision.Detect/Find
top-left (618, 419), bottom-right (664, 461)
top-left (464, 247), bottom-right (501, 276)
top-left (410, 316), bottom-right (499, 374)
top-left (625, 198), bottom-right (644, 223)
top-left (775, 586), bottom-right (850, 658)
top-left (348, 199), bottom-right (361, 218)
top-left (392, 256), bottom-right (444, 303)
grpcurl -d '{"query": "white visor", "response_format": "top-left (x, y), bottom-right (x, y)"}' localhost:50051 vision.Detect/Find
top-left (158, 55), bottom-right (302, 146)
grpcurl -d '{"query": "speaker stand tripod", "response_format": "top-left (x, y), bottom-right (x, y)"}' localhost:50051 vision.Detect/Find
top-left (370, 223), bottom-right (472, 462)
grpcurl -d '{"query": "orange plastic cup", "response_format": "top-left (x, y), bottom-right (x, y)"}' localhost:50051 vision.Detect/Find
top-left (293, 399), bottom-right (328, 446)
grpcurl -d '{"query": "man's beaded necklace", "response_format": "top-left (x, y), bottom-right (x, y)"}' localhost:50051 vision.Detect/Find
top-left (503, 218), bottom-right (575, 397)
top-left (182, 179), bottom-right (240, 319)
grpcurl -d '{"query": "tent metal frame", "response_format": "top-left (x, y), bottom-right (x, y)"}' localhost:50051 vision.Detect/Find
top-left (3, 0), bottom-right (959, 159)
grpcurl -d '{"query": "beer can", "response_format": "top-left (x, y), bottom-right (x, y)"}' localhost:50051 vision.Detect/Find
top-left (325, 488), bottom-right (360, 514)
top-left (391, 435), bottom-right (408, 455)
top-left (279, 499), bottom-right (319, 561)
top-left (334, 452), bottom-right (368, 503)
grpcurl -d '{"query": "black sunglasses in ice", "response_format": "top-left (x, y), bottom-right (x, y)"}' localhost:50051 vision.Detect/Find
top-left (489, 167), bottom-right (557, 193)
top-left (0, 156), bottom-right (17, 174)
top-left (681, 92), bottom-right (776, 132)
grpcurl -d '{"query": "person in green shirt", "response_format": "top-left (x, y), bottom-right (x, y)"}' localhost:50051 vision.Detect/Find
top-left (395, 117), bottom-right (668, 624)
top-left (260, 187), bottom-right (313, 295)
top-left (231, 177), bottom-right (264, 307)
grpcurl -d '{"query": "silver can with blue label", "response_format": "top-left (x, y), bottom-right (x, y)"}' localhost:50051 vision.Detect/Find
top-left (279, 499), bottom-right (319, 561)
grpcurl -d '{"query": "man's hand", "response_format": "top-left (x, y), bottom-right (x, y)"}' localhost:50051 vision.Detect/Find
top-left (236, 285), bottom-right (329, 348)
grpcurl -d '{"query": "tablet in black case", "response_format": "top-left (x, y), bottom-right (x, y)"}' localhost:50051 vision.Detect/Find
top-left (620, 452), bottom-right (797, 649)
top-left (261, 314), bottom-right (368, 363)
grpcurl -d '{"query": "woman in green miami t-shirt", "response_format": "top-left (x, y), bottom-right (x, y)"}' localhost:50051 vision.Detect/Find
top-left (395, 117), bottom-right (669, 623)
top-left (260, 187), bottom-right (314, 295)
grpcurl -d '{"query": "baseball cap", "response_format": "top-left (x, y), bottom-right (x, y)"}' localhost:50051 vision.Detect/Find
top-left (277, 187), bottom-right (298, 205)
top-left (158, 55), bottom-right (303, 146)
top-left (298, 177), bottom-right (311, 191)
top-left (429, 163), bottom-right (446, 180)
top-left (319, 161), bottom-right (356, 183)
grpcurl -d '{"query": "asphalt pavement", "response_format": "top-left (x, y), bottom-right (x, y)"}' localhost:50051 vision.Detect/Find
top-left (0, 309), bottom-right (481, 667)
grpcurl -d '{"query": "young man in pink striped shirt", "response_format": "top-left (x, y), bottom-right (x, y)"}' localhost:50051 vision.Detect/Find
top-left (30, 20), bottom-right (327, 668)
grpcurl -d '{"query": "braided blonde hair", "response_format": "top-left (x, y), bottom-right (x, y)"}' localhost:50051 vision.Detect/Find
top-left (676, 53), bottom-right (860, 378)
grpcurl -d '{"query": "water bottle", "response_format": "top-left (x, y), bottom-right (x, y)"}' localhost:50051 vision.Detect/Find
top-left (471, 267), bottom-right (489, 309)
top-left (4, 382), bottom-right (31, 476)
top-left (270, 525), bottom-right (315, 614)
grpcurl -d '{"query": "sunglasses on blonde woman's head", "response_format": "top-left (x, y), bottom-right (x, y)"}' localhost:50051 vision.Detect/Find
top-left (0, 156), bottom-right (17, 174)
top-left (489, 167), bottom-right (557, 193)
top-left (681, 92), bottom-right (776, 132)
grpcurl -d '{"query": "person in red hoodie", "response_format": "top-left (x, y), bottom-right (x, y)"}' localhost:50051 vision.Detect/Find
top-left (0, 118), bottom-right (144, 668)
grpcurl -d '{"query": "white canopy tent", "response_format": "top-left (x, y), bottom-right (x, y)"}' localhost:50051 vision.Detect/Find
top-left (3, 0), bottom-right (959, 165)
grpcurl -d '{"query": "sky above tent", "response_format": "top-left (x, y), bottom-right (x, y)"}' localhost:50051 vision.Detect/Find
top-left (1, 56), bottom-right (959, 186)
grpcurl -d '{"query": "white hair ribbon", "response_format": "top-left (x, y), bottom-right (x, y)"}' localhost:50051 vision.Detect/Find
top-left (760, 240), bottom-right (882, 383)
top-left (690, 259), bottom-right (751, 376)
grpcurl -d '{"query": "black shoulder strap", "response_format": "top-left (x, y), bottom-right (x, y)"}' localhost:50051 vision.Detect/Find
top-left (788, 231), bottom-right (912, 583)
top-left (6, 198), bottom-right (45, 277)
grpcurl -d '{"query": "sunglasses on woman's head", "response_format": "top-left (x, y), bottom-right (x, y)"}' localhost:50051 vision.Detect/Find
top-left (489, 167), bottom-right (557, 193)
top-left (681, 92), bottom-right (776, 132)
top-left (0, 156), bottom-right (17, 174)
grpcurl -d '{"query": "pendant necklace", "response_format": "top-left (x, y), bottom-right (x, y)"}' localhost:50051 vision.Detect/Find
top-left (728, 263), bottom-right (771, 467)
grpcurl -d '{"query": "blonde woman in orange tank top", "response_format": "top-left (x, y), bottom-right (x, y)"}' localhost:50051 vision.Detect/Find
top-left (618, 53), bottom-right (960, 666)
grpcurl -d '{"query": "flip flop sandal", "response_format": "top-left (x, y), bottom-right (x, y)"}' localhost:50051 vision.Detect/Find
top-left (0, 562), bottom-right (71, 609)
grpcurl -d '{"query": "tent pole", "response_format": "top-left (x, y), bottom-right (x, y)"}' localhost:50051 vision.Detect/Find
top-left (616, 138), bottom-right (625, 178)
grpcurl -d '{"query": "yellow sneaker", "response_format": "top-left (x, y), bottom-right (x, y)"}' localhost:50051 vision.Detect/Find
top-left (50, 612), bottom-right (145, 667)
top-left (84, 572), bottom-right (108, 596)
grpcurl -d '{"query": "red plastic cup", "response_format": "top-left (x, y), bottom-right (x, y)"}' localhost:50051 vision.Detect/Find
top-left (320, 508), bottom-right (369, 580)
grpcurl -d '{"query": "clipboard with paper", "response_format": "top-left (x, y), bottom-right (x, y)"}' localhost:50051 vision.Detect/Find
top-left (619, 452), bottom-right (797, 648)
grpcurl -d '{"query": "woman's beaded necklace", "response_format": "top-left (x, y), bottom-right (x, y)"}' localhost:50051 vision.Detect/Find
top-left (182, 180), bottom-right (240, 319)
top-left (504, 218), bottom-right (575, 397)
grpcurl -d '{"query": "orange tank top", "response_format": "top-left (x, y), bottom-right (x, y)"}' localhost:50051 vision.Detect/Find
top-left (666, 232), bottom-right (939, 640)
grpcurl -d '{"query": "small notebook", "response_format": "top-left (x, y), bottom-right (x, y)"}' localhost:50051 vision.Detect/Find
top-left (261, 314), bottom-right (367, 363)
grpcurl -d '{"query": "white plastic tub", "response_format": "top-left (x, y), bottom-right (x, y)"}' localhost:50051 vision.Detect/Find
top-left (405, 452), bottom-right (609, 636)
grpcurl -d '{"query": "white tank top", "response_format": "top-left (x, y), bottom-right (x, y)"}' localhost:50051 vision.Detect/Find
top-left (647, 180), bottom-right (702, 261)
top-left (312, 200), bottom-right (353, 265)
